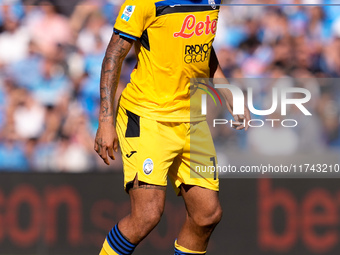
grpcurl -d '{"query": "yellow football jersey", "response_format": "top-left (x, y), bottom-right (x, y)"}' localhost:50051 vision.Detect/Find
top-left (114, 0), bottom-right (221, 122)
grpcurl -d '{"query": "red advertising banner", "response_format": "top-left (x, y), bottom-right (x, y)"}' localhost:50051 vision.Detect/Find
top-left (0, 173), bottom-right (339, 255)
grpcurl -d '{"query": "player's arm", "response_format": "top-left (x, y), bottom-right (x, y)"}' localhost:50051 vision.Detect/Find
top-left (209, 47), bottom-right (251, 130)
top-left (94, 34), bottom-right (133, 165)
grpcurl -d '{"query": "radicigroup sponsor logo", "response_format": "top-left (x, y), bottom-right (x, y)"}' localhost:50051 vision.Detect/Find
top-left (184, 42), bottom-right (212, 64)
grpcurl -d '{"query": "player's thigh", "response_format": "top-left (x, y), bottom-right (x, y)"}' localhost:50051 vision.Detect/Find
top-left (129, 180), bottom-right (167, 221)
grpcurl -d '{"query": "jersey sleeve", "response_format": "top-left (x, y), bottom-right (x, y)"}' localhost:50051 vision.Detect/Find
top-left (114, 0), bottom-right (156, 41)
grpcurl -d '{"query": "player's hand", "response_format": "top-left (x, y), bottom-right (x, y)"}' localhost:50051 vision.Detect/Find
top-left (232, 105), bottom-right (251, 131)
top-left (94, 123), bottom-right (119, 165)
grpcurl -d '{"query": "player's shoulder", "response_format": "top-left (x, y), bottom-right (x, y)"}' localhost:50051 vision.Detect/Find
top-left (119, 0), bottom-right (157, 20)
top-left (153, 0), bottom-right (223, 6)
top-left (121, 0), bottom-right (157, 13)
top-left (122, 0), bottom-right (157, 7)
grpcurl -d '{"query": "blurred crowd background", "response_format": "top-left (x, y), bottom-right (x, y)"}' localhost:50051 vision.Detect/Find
top-left (0, 0), bottom-right (340, 172)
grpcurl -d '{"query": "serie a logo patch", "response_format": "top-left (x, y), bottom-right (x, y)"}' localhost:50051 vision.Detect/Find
top-left (121, 5), bottom-right (135, 22)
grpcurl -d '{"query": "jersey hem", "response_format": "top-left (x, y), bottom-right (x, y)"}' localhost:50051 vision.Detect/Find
top-left (114, 26), bottom-right (141, 40)
top-left (119, 100), bottom-right (206, 123)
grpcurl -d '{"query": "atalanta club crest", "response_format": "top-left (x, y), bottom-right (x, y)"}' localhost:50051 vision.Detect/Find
top-left (143, 158), bottom-right (154, 175)
top-left (209, 0), bottom-right (216, 9)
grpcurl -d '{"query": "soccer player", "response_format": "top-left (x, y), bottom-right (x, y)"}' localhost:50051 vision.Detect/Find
top-left (94, 0), bottom-right (250, 254)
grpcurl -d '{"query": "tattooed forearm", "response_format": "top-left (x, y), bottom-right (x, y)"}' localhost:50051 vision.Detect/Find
top-left (102, 106), bottom-right (109, 114)
top-left (99, 34), bottom-right (133, 122)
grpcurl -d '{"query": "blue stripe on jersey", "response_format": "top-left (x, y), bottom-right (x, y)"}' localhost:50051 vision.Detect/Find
top-left (114, 29), bottom-right (138, 41)
top-left (155, 0), bottom-right (222, 7)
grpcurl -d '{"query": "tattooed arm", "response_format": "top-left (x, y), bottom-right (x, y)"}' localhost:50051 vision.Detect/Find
top-left (94, 34), bottom-right (133, 165)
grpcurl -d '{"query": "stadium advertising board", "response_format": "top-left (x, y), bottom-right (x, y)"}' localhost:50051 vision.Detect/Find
top-left (1, 173), bottom-right (340, 255)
